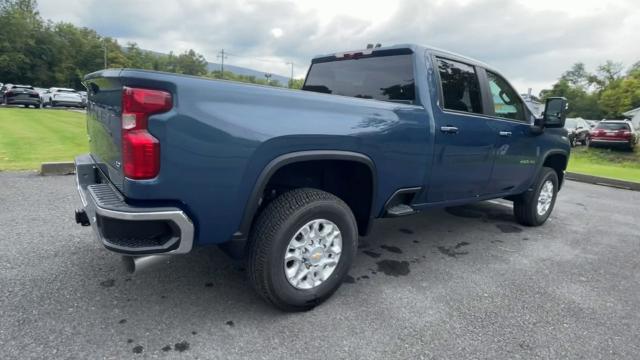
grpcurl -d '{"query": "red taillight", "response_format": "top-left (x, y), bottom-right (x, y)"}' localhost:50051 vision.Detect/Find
top-left (622, 131), bottom-right (632, 138)
top-left (121, 87), bottom-right (172, 179)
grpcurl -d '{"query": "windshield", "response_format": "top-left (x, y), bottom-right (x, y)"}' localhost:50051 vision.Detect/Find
top-left (57, 89), bottom-right (77, 93)
top-left (595, 122), bottom-right (630, 131)
top-left (303, 53), bottom-right (415, 104)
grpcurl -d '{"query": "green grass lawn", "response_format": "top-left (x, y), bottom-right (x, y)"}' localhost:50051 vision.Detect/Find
top-left (568, 146), bottom-right (640, 183)
top-left (0, 107), bottom-right (88, 170)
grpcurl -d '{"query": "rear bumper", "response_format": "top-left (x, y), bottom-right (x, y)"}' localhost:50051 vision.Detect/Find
top-left (52, 100), bottom-right (84, 107)
top-left (75, 154), bottom-right (194, 255)
top-left (7, 98), bottom-right (40, 105)
top-left (590, 139), bottom-right (629, 144)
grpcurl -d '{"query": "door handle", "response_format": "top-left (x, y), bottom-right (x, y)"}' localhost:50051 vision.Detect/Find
top-left (440, 126), bottom-right (459, 134)
top-left (499, 131), bottom-right (512, 137)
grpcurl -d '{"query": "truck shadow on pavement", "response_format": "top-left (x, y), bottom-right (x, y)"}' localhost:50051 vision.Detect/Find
top-left (83, 200), bottom-right (531, 355)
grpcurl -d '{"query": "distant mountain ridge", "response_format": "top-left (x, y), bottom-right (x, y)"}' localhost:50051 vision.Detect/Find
top-left (139, 48), bottom-right (290, 85)
top-left (206, 62), bottom-right (289, 85)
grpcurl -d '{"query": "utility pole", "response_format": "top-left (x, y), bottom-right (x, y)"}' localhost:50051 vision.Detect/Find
top-left (217, 49), bottom-right (227, 79)
top-left (286, 62), bottom-right (294, 88)
top-left (103, 39), bottom-right (108, 69)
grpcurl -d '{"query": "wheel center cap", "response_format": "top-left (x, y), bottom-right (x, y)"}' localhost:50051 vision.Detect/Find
top-left (307, 247), bottom-right (324, 265)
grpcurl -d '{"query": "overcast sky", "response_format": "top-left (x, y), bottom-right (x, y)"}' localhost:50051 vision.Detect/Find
top-left (38, 0), bottom-right (640, 95)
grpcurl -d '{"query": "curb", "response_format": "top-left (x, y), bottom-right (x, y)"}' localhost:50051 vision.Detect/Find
top-left (40, 162), bottom-right (75, 176)
top-left (566, 172), bottom-right (640, 191)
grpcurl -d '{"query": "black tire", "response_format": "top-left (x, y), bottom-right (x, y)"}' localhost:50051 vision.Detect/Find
top-left (247, 188), bottom-right (358, 312)
top-left (513, 167), bottom-right (559, 226)
top-left (23, 104), bottom-right (29, 108)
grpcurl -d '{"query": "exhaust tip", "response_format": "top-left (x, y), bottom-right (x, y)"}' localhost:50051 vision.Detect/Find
top-left (122, 256), bottom-right (136, 273)
top-left (121, 255), bottom-right (167, 274)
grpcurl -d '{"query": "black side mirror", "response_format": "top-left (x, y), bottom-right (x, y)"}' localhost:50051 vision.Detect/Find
top-left (542, 97), bottom-right (568, 128)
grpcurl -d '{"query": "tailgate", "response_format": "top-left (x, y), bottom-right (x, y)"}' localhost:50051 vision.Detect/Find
top-left (84, 73), bottom-right (126, 189)
top-left (84, 70), bottom-right (174, 190)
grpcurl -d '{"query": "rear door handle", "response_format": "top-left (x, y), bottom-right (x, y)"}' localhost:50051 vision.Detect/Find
top-left (440, 126), bottom-right (459, 134)
top-left (499, 131), bottom-right (512, 137)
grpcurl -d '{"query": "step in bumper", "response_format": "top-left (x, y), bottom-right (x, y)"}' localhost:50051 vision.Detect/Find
top-left (74, 154), bottom-right (194, 255)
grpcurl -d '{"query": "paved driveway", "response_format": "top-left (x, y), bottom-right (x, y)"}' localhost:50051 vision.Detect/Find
top-left (1, 172), bottom-right (638, 359)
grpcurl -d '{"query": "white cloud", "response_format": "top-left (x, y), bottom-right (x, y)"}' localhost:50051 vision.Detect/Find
top-left (270, 28), bottom-right (284, 38)
top-left (37, 0), bottom-right (640, 94)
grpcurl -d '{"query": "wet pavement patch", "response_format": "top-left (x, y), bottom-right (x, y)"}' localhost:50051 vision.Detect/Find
top-left (376, 260), bottom-right (410, 277)
top-left (522, 237), bottom-right (530, 241)
top-left (161, 345), bottom-right (172, 352)
top-left (191, 331), bottom-right (197, 335)
top-left (380, 245), bottom-right (403, 254)
top-left (118, 319), bottom-right (127, 324)
top-left (174, 341), bottom-right (189, 352)
top-left (132, 345), bottom-right (143, 354)
top-left (496, 224), bottom-right (523, 233)
top-left (413, 240), bottom-right (420, 243)
top-left (344, 275), bottom-right (356, 284)
top-left (362, 250), bottom-right (382, 258)
top-left (205, 282), bottom-right (213, 287)
top-left (100, 279), bottom-right (115, 288)
top-left (398, 228), bottom-right (414, 235)
top-left (127, 339), bottom-right (133, 344)
top-left (491, 239), bottom-right (504, 243)
top-left (225, 320), bottom-right (235, 327)
top-left (454, 242), bottom-right (469, 249)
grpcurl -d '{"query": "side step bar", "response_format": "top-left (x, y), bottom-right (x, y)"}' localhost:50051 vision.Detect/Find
top-left (383, 187), bottom-right (421, 217)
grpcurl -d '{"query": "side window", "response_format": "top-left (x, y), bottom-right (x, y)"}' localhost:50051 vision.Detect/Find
top-left (436, 58), bottom-right (483, 114)
top-left (487, 71), bottom-right (525, 121)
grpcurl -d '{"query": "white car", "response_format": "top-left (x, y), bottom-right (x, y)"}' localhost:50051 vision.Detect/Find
top-left (41, 87), bottom-right (85, 108)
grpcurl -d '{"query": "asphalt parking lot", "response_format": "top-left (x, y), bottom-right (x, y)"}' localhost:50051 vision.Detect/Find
top-left (1, 172), bottom-right (639, 359)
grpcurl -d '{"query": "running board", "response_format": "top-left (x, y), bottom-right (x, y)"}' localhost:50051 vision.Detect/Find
top-left (385, 204), bottom-right (417, 217)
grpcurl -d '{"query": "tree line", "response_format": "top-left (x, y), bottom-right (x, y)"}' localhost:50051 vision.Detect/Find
top-left (539, 61), bottom-right (640, 119)
top-left (0, 0), bottom-right (301, 90)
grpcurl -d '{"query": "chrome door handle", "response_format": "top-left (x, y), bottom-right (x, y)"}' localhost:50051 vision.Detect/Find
top-left (499, 131), bottom-right (512, 137)
top-left (440, 126), bottom-right (459, 134)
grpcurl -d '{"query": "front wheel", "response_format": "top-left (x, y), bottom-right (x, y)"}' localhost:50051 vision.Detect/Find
top-left (247, 188), bottom-right (358, 312)
top-left (513, 167), bottom-right (559, 226)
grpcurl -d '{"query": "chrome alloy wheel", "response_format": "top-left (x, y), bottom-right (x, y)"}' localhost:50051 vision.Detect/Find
top-left (284, 219), bottom-right (342, 290)
top-left (537, 180), bottom-right (554, 216)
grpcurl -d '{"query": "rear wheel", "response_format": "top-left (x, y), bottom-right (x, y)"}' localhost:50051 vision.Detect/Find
top-left (513, 167), bottom-right (559, 226)
top-left (247, 188), bottom-right (358, 312)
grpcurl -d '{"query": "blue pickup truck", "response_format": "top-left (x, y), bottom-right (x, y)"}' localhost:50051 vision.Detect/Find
top-left (74, 44), bottom-right (569, 311)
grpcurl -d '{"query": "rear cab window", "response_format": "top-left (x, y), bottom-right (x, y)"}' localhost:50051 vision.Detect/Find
top-left (303, 49), bottom-right (415, 104)
top-left (596, 122), bottom-right (631, 131)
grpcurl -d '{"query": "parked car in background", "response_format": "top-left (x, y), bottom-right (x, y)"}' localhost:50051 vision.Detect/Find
top-left (1, 84), bottom-right (41, 108)
top-left (79, 91), bottom-right (87, 107)
top-left (564, 118), bottom-right (591, 146)
top-left (585, 120), bottom-right (599, 128)
top-left (589, 120), bottom-right (637, 150)
top-left (41, 87), bottom-right (85, 108)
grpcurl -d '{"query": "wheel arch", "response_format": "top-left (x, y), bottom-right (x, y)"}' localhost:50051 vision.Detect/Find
top-left (224, 150), bottom-right (377, 258)
top-left (541, 150), bottom-right (568, 189)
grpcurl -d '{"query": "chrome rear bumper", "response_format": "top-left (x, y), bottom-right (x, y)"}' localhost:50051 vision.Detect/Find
top-left (75, 154), bottom-right (194, 255)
